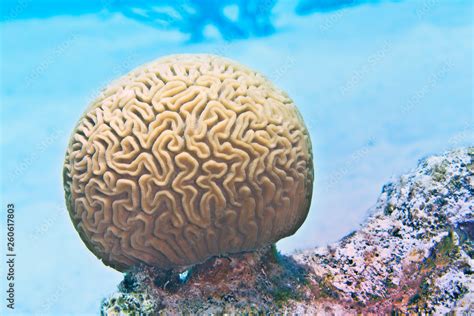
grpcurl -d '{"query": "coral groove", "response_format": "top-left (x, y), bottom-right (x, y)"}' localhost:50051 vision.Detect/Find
top-left (63, 54), bottom-right (313, 271)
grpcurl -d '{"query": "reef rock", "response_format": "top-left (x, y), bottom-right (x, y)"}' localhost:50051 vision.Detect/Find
top-left (101, 148), bottom-right (473, 315)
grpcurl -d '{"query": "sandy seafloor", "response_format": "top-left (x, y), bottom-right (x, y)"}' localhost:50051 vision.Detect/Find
top-left (0, 0), bottom-right (472, 314)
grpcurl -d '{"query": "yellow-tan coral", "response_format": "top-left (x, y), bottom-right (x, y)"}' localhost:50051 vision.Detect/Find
top-left (63, 54), bottom-right (313, 271)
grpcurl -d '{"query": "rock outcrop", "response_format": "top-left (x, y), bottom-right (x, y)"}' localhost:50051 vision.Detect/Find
top-left (101, 148), bottom-right (473, 315)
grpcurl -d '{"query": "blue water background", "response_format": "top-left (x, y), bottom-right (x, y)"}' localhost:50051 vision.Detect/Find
top-left (0, 0), bottom-right (472, 314)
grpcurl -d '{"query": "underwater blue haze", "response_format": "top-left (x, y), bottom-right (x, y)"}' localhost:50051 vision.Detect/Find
top-left (0, 0), bottom-right (472, 314)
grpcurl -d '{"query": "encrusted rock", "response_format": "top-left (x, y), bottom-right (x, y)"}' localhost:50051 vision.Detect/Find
top-left (101, 147), bottom-right (473, 314)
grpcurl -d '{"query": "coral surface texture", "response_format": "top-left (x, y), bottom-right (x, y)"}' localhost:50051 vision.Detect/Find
top-left (63, 54), bottom-right (313, 271)
top-left (101, 148), bottom-right (473, 314)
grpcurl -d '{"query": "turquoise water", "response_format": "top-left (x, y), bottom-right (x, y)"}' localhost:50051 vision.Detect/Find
top-left (0, 1), bottom-right (472, 314)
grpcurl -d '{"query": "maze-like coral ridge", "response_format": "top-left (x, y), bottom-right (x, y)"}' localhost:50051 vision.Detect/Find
top-left (63, 54), bottom-right (313, 271)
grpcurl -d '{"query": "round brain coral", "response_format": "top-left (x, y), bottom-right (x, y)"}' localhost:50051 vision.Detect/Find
top-left (63, 54), bottom-right (313, 271)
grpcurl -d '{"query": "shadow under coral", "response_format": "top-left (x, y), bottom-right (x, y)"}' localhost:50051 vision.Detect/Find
top-left (112, 245), bottom-right (312, 313)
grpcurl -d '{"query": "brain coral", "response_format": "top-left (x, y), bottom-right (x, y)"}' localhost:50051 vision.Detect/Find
top-left (63, 54), bottom-right (313, 271)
